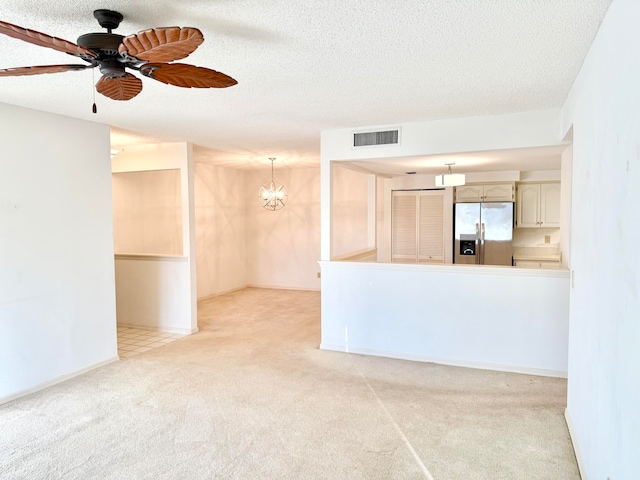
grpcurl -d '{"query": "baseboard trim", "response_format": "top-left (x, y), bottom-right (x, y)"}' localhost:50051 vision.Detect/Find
top-left (198, 285), bottom-right (321, 300)
top-left (0, 356), bottom-right (120, 406)
top-left (565, 409), bottom-right (587, 480)
top-left (319, 344), bottom-right (568, 378)
top-left (247, 284), bottom-right (321, 292)
top-left (117, 323), bottom-right (197, 335)
top-left (198, 285), bottom-right (248, 301)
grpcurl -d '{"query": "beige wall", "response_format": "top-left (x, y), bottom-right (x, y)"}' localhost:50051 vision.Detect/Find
top-left (245, 166), bottom-right (321, 290)
top-left (512, 227), bottom-right (560, 247)
top-left (112, 157), bottom-right (321, 322)
top-left (112, 169), bottom-right (183, 255)
top-left (331, 165), bottom-right (371, 258)
top-left (194, 163), bottom-right (247, 298)
top-left (111, 143), bottom-right (198, 334)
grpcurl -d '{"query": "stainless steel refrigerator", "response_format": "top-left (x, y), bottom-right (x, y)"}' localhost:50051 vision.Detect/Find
top-left (454, 202), bottom-right (514, 266)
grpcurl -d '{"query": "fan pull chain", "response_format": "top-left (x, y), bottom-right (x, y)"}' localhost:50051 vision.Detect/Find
top-left (92, 68), bottom-right (97, 114)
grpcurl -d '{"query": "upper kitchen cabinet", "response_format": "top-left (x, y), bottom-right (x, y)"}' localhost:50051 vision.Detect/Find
top-left (484, 184), bottom-right (515, 202)
top-left (455, 183), bottom-right (514, 203)
top-left (516, 182), bottom-right (561, 228)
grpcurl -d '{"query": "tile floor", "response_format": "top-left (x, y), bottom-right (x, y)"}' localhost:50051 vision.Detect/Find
top-left (117, 326), bottom-right (185, 359)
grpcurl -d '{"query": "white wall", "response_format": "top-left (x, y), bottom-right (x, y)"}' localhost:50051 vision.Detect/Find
top-left (112, 143), bottom-right (197, 333)
top-left (194, 163), bottom-right (247, 298)
top-left (559, 145), bottom-right (573, 267)
top-left (320, 262), bottom-right (569, 376)
top-left (246, 166), bottom-right (320, 290)
top-left (561, 1), bottom-right (640, 479)
top-left (0, 103), bottom-right (117, 402)
top-left (321, 109), bottom-right (561, 162)
top-left (114, 255), bottom-right (193, 334)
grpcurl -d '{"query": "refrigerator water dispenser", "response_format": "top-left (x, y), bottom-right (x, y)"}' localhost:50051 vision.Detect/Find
top-left (459, 234), bottom-right (476, 256)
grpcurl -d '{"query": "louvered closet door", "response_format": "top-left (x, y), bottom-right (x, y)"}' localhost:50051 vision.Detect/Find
top-left (418, 192), bottom-right (444, 263)
top-left (391, 192), bottom-right (417, 262)
top-left (392, 190), bottom-right (445, 263)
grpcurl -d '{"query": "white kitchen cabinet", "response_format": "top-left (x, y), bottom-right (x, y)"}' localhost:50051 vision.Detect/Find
top-left (455, 183), bottom-right (514, 203)
top-left (540, 183), bottom-right (561, 227)
top-left (483, 184), bottom-right (515, 202)
top-left (516, 182), bottom-right (560, 228)
top-left (455, 185), bottom-right (483, 202)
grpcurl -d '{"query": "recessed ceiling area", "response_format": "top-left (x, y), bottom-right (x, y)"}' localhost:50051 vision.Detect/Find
top-left (0, 1), bottom-right (612, 167)
top-left (345, 145), bottom-right (568, 176)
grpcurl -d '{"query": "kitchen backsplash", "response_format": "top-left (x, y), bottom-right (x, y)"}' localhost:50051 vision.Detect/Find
top-left (512, 227), bottom-right (560, 247)
top-left (513, 246), bottom-right (560, 257)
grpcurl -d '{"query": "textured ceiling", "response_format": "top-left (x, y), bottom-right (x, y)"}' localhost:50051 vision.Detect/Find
top-left (0, 0), bottom-right (611, 169)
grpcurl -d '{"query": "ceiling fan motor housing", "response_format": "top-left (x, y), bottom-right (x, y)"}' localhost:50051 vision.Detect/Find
top-left (76, 32), bottom-right (124, 55)
top-left (77, 30), bottom-right (128, 78)
top-left (76, 9), bottom-right (125, 58)
top-left (93, 9), bottom-right (123, 32)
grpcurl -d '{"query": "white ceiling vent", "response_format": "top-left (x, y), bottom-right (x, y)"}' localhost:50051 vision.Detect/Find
top-left (353, 129), bottom-right (399, 147)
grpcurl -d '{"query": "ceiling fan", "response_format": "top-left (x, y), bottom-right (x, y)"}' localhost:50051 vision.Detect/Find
top-left (0, 9), bottom-right (237, 102)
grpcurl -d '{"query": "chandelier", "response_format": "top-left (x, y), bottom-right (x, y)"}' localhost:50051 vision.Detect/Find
top-left (258, 158), bottom-right (288, 211)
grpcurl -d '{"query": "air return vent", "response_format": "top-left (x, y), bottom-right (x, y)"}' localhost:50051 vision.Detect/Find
top-left (353, 129), bottom-right (399, 147)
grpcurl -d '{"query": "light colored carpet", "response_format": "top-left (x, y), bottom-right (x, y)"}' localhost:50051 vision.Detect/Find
top-left (0, 287), bottom-right (579, 480)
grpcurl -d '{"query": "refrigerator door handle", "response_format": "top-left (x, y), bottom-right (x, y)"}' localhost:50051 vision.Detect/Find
top-left (481, 222), bottom-right (486, 264)
top-left (475, 223), bottom-right (480, 264)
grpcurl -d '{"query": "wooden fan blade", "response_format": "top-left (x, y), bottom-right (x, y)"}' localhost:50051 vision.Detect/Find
top-left (140, 63), bottom-right (237, 88)
top-left (0, 20), bottom-right (97, 58)
top-left (0, 64), bottom-right (91, 77)
top-left (96, 73), bottom-right (143, 101)
top-left (119, 27), bottom-right (203, 63)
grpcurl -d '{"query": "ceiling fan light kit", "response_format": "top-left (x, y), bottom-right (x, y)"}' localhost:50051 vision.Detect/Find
top-left (0, 9), bottom-right (237, 102)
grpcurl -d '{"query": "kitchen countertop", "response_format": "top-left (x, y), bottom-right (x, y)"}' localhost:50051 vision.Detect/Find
top-left (513, 246), bottom-right (561, 263)
top-left (513, 255), bottom-right (561, 261)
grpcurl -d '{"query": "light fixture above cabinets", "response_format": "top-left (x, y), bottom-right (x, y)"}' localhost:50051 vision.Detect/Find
top-left (435, 162), bottom-right (465, 187)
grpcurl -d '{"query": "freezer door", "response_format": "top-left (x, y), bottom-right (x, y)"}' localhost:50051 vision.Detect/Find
top-left (480, 202), bottom-right (513, 266)
top-left (454, 203), bottom-right (481, 264)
